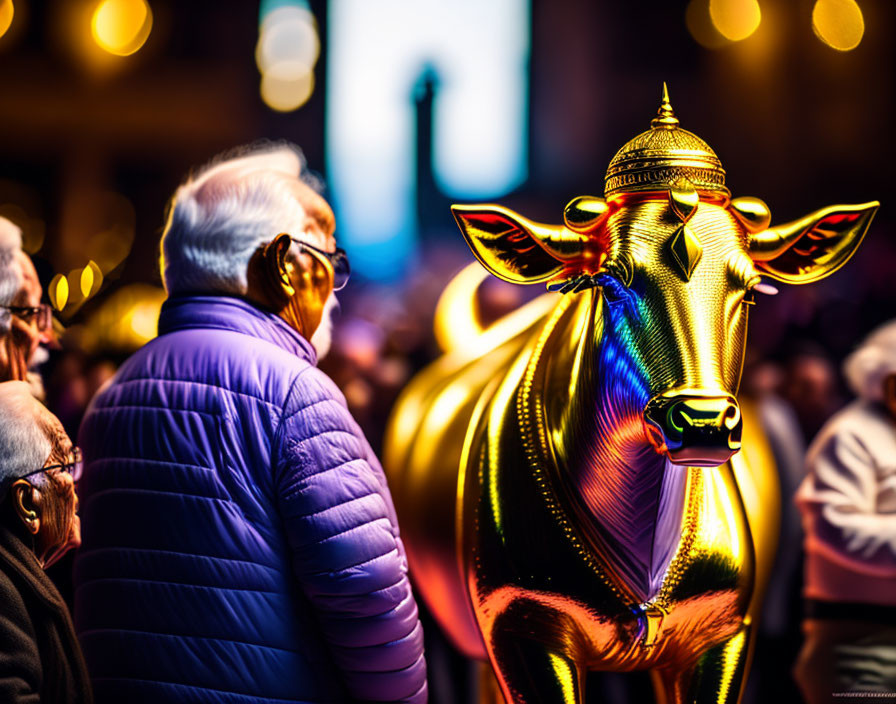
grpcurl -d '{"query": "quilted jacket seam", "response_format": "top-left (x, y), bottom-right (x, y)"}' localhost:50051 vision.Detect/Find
top-left (97, 376), bottom-right (291, 410)
top-left (347, 650), bottom-right (426, 676)
top-left (298, 517), bottom-right (392, 549)
top-left (85, 404), bottom-right (221, 417)
top-left (76, 546), bottom-right (281, 572)
top-left (81, 486), bottom-right (228, 504)
top-left (291, 494), bottom-right (375, 521)
top-left (74, 575), bottom-right (282, 595)
top-left (87, 457), bottom-right (216, 472)
top-left (318, 585), bottom-right (411, 620)
top-left (303, 547), bottom-right (399, 578)
top-left (78, 627), bottom-right (302, 655)
top-left (274, 366), bottom-right (318, 444)
top-left (280, 458), bottom-right (374, 503)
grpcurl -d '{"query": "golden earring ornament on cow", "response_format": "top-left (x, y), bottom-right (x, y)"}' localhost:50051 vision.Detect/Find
top-left (563, 196), bottom-right (609, 232)
top-left (729, 196), bottom-right (772, 233)
top-left (385, 84), bottom-right (879, 703)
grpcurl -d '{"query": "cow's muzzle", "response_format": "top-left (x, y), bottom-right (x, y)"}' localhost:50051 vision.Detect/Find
top-left (643, 393), bottom-right (742, 467)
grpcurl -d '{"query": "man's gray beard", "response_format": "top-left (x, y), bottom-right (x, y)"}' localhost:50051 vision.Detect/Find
top-left (310, 293), bottom-right (338, 360)
top-left (27, 346), bottom-right (49, 400)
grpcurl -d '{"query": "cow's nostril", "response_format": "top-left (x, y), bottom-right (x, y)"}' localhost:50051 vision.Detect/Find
top-left (667, 404), bottom-right (687, 434)
top-left (723, 402), bottom-right (741, 430)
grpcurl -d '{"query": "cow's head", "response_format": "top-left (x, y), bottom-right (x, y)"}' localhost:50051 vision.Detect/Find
top-left (452, 187), bottom-right (877, 467)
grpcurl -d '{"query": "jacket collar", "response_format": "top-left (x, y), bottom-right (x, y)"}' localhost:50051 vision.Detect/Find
top-left (0, 523), bottom-right (94, 702)
top-left (158, 295), bottom-right (318, 365)
top-left (0, 523), bottom-right (68, 611)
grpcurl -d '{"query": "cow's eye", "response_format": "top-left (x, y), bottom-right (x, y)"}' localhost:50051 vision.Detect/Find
top-left (597, 274), bottom-right (629, 305)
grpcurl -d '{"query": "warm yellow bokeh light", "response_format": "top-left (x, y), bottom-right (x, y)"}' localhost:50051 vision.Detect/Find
top-left (260, 64), bottom-right (314, 112)
top-left (85, 260), bottom-right (104, 298)
top-left (686, 0), bottom-right (730, 49)
top-left (80, 262), bottom-right (104, 300)
top-left (813, 0), bottom-right (864, 51)
top-left (709, 0), bottom-right (761, 41)
top-left (91, 0), bottom-right (152, 56)
top-left (79, 284), bottom-right (165, 353)
top-left (0, 0), bottom-right (13, 40)
top-left (80, 265), bottom-right (94, 298)
top-left (129, 301), bottom-right (158, 340)
top-left (49, 274), bottom-right (70, 312)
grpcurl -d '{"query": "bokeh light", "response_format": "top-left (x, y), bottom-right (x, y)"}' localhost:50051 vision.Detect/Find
top-left (79, 265), bottom-right (94, 298)
top-left (49, 274), bottom-right (70, 313)
top-left (91, 0), bottom-right (153, 56)
top-left (256, 5), bottom-right (319, 74)
top-left (78, 284), bottom-right (166, 353)
top-left (0, 0), bottom-right (13, 41)
top-left (812, 0), bottom-right (864, 52)
top-left (709, 0), bottom-right (761, 42)
top-left (79, 261), bottom-right (103, 299)
top-left (256, 2), bottom-right (319, 112)
top-left (129, 298), bottom-right (158, 339)
top-left (686, 0), bottom-right (730, 49)
top-left (260, 63), bottom-right (314, 112)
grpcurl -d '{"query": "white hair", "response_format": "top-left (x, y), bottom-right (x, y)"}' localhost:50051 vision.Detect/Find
top-left (0, 381), bottom-right (53, 496)
top-left (160, 142), bottom-right (326, 297)
top-left (0, 218), bottom-right (24, 332)
top-left (843, 320), bottom-right (896, 401)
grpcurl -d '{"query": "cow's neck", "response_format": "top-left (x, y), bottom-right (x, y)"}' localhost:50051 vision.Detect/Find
top-left (539, 291), bottom-right (688, 604)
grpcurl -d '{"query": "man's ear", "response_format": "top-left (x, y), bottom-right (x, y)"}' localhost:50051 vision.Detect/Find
top-left (260, 233), bottom-right (297, 309)
top-left (11, 479), bottom-right (40, 535)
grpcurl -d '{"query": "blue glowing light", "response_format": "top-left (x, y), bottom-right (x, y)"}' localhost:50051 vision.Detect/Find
top-left (325, 0), bottom-right (531, 280)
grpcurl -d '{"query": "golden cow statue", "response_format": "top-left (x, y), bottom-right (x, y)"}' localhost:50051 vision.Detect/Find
top-left (384, 87), bottom-right (878, 704)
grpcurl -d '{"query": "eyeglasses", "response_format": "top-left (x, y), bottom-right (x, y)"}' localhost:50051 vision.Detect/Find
top-left (0, 304), bottom-right (53, 332)
top-left (288, 237), bottom-right (351, 291)
top-left (22, 447), bottom-right (83, 483)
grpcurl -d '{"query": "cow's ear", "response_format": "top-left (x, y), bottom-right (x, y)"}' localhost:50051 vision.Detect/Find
top-left (451, 204), bottom-right (593, 285)
top-left (748, 202), bottom-right (878, 284)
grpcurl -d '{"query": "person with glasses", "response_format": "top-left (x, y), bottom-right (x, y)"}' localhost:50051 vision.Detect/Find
top-left (73, 143), bottom-right (426, 704)
top-left (0, 381), bottom-right (92, 703)
top-left (0, 216), bottom-right (54, 392)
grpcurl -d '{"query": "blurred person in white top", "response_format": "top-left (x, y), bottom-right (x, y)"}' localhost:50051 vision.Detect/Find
top-left (794, 319), bottom-right (896, 703)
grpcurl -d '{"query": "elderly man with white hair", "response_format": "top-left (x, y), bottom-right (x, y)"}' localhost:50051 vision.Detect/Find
top-left (0, 217), bottom-right (53, 389)
top-left (794, 320), bottom-right (896, 702)
top-left (73, 143), bottom-right (427, 704)
top-left (0, 381), bottom-right (91, 703)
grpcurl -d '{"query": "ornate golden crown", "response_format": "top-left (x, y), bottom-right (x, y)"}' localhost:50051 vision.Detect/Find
top-left (604, 85), bottom-right (729, 198)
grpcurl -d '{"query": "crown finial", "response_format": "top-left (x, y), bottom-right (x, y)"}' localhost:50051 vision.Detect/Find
top-left (651, 82), bottom-right (680, 130)
top-left (604, 85), bottom-right (728, 197)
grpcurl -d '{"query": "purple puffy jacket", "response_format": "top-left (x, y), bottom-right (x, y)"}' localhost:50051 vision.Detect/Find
top-left (73, 295), bottom-right (427, 704)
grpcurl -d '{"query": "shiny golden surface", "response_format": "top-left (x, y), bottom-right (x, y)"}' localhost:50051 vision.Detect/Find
top-left (384, 89), bottom-right (877, 703)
